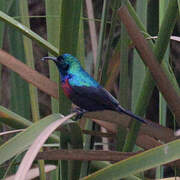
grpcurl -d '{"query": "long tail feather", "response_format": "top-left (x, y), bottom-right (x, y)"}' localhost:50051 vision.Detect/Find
top-left (116, 105), bottom-right (158, 127)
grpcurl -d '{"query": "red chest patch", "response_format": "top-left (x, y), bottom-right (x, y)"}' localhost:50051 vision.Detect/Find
top-left (61, 78), bottom-right (72, 97)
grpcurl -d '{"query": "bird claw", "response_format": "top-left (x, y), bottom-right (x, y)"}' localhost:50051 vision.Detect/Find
top-left (72, 108), bottom-right (87, 121)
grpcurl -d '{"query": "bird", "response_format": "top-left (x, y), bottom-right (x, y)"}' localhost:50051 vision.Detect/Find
top-left (41, 54), bottom-right (154, 126)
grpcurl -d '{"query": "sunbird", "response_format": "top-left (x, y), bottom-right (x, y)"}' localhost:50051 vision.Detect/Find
top-left (42, 54), bottom-right (153, 126)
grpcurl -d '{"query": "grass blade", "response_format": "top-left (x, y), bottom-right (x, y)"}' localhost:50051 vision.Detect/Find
top-left (58, 0), bottom-right (82, 114)
top-left (67, 123), bottom-right (83, 180)
top-left (0, 105), bottom-right (32, 128)
top-left (82, 139), bottom-right (180, 180)
top-left (45, 0), bottom-right (60, 113)
top-left (117, 0), bottom-right (130, 151)
top-left (14, 113), bottom-right (75, 180)
top-left (156, 1), bottom-right (169, 178)
top-left (19, 0), bottom-right (40, 122)
top-left (59, 0), bottom-right (82, 56)
top-left (131, 0), bottom-right (147, 111)
top-left (77, 5), bottom-right (85, 66)
top-left (0, 113), bottom-right (63, 165)
top-left (95, 0), bottom-right (110, 80)
top-left (57, 1), bottom-right (83, 179)
top-left (0, 10), bottom-right (58, 55)
top-left (19, 1), bottom-right (45, 179)
top-left (119, 16), bottom-right (131, 108)
top-left (178, 0), bottom-right (180, 13)
top-left (101, 0), bottom-right (121, 85)
top-left (8, 1), bottom-right (30, 119)
top-left (0, 0), bottom-right (5, 103)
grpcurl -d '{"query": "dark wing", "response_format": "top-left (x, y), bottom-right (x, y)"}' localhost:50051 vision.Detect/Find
top-left (70, 85), bottom-right (119, 111)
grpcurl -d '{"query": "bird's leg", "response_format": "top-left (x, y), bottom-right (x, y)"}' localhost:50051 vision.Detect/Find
top-left (72, 108), bottom-right (87, 121)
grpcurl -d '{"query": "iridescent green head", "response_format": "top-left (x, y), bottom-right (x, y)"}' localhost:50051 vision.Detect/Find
top-left (41, 54), bottom-right (81, 76)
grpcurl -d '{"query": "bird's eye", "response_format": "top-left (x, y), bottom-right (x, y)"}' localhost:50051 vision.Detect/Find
top-left (57, 55), bottom-right (63, 62)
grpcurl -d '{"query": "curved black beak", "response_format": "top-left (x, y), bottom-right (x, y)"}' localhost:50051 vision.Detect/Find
top-left (41, 56), bottom-right (57, 62)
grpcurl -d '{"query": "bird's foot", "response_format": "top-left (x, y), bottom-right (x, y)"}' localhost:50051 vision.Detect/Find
top-left (72, 108), bottom-right (87, 121)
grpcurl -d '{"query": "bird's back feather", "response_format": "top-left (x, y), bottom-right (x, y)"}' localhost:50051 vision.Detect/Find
top-left (69, 85), bottom-right (120, 111)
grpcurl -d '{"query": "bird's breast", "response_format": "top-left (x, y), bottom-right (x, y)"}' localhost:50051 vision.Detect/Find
top-left (61, 78), bottom-right (72, 97)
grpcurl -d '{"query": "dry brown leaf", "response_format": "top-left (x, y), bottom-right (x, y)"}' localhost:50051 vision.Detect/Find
top-left (91, 118), bottom-right (162, 149)
top-left (36, 149), bottom-right (139, 161)
top-left (0, 129), bottom-right (24, 136)
top-left (0, 49), bottom-right (58, 99)
top-left (85, 111), bottom-right (175, 143)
